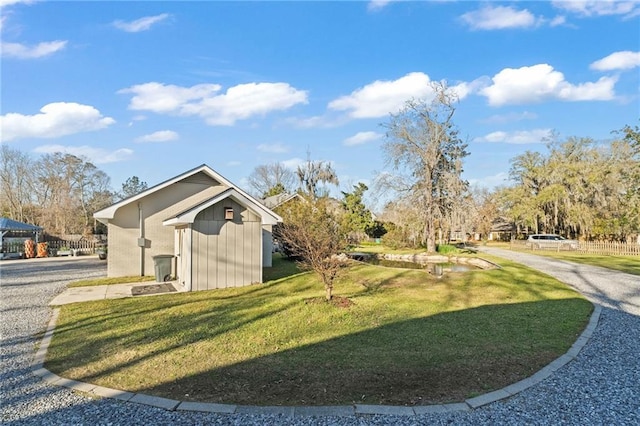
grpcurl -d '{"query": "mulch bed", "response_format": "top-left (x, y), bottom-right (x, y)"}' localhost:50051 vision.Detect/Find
top-left (304, 295), bottom-right (355, 308)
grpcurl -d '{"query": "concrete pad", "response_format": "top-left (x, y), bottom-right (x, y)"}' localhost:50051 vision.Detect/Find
top-left (105, 284), bottom-right (135, 298)
top-left (355, 404), bottom-right (414, 416)
top-left (91, 385), bottom-right (136, 401)
top-left (413, 403), bottom-right (470, 414)
top-left (236, 405), bottom-right (295, 417)
top-left (294, 405), bottom-right (355, 417)
top-left (176, 401), bottom-right (237, 413)
top-left (129, 393), bottom-right (181, 411)
top-left (466, 388), bottom-right (511, 408)
top-left (49, 286), bottom-right (108, 305)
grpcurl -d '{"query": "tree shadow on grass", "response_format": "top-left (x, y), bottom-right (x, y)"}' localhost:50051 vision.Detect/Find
top-left (48, 298), bottom-right (592, 407)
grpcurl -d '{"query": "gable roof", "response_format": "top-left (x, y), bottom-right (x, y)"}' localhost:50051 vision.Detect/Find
top-left (94, 164), bottom-right (281, 224)
top-left (163, 188), bottom-right (280, 226)
top-left (261, 192), bottom-right (302, 209)
top-left (0, 217), bottom-right (42, 232)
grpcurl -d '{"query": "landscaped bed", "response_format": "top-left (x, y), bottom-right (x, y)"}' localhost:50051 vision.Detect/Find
top-left (46, 255), bottom-right (592, 406)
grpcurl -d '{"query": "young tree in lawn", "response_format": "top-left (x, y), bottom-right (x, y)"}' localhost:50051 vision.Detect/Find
top-left (379, 82), bottom-right (469, 252)
top-left (275, 196), bottom-right (348, 301)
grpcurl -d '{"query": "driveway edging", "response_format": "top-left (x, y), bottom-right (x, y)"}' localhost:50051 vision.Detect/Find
top-left (32, 304), bottom-right (602, 417)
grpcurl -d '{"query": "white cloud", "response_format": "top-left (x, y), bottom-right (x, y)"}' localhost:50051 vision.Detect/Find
top-left (113, 13), bottom-right (170, 33)
top-left (480, 111), bottom-right (538, 124)
top-left (287, 115), bottom-right (329, 128)
top-left (328, 72), bottom-right (435, 119)
top-left (1, 40), bottom-right (67, 59)
top-left (468, 172), bottom-right (509, 189)
top-left (480, 64), bottom-right (617, 106)
top-left (368, 0), bottom-right (393, 12)
top-left (344, 131), bottom-right (383, 146)
top-left (119, 82), bottom-right (221, 113)
top-left (0, 0), bottom-right (36, 8)
top-left (450, 78), bottom-right (489, 100)
top-left (473, 129), bottom-right (553, 144)
top-left (552, 0), bottom-right (640, 18)
top-left (282, 157), bottom-right (305, 170)
top-left (0, 102), bottom-right (115, 142)
top-left (549, 15), bottom-right (567, 26)
top-left (119, 81), bottom-right (308, 126)
top-left (33, 145), bottom-right (133, 164)
top-left (257, 143), bottom-right (288, 153)
top-left (460, 5), bottom-right (541, 30)
top-left (135, 130), bottom-right (179, 143)
top-left (590, 50), bottom-right (640, 71)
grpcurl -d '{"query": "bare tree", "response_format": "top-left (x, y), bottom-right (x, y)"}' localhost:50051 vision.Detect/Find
top-left (33, 153), bottom-right (111, 235)
top-left (247, 162), bottom-right (296, 198)
top-left (471, 187), bottom-right (499, 243)
top-left (0, 145), bottom-right (35, 223)
top-left (378, 82), bottom-right (469, 252)
top-left (275, 196), bottom-right (348, 301)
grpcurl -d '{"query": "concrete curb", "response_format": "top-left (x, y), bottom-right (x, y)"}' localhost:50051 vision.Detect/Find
top-left (32, 304), bottom-right (602, 417)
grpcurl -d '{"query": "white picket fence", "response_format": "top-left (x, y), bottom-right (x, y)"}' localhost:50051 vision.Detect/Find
top-left (510, 240), bottom-right (640, 256)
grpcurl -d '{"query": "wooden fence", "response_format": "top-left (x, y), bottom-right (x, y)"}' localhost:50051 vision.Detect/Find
top-left (510, 240), bottom-right (640, 256)
top-left (1, 239), bottom-right (101, 257)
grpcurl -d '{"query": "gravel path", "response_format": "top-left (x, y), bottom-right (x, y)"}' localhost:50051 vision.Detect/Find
top-left (1, 252), bottom-right (639, 425)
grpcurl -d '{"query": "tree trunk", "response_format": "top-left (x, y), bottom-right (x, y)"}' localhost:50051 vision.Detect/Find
top-left (325, 285), bottom-right (333, 301)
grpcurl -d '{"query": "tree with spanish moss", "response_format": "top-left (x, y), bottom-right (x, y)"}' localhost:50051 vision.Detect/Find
top-left (378, 82), bottom-right (469, 252)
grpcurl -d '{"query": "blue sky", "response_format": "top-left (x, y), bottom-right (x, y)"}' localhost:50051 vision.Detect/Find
top-left (1, 1), bottom-right (639, 205)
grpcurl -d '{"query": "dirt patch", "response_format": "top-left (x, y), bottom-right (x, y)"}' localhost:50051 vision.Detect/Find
top-left (305, 296), bottom-right (355, 308)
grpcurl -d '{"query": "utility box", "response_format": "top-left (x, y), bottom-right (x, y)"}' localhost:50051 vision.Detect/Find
top-left (152, 254), bottom-right (174, 282)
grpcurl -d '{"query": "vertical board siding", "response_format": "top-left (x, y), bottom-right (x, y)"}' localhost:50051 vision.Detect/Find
top-left (191, 200), bottom-right (262, 291)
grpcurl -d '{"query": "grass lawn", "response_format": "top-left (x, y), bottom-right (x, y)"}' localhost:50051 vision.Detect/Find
top-left (67, 275), bottom-right (156, 288)
top-left (46, 255), bottom-right (592, 406)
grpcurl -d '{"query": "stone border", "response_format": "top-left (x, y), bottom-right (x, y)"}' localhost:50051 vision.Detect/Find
top-left (377, 253), bottom-right (501, 270)
top-left (32, 305), bottom-right (601, 417)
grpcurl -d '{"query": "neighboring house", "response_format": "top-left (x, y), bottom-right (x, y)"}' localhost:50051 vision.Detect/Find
top-left (94, 164), bottom-right (282, 291)
top-left (479, 218), bottom-right (516, 242)
top-left (261, 192), bottom-right (304, 210)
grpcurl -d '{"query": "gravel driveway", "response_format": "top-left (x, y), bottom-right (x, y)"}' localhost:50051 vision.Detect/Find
top-left (1, 252), bottom-right (639, 425)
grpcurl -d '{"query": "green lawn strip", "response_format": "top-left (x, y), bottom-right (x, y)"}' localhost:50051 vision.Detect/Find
top-left (67, 275), bottom-right (156, 288)
top-left (46, 259), bottom-right (592, 406)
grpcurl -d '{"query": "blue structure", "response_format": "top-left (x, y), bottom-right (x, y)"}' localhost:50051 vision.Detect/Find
top-left (0, 218), bottom-right (43, 259)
